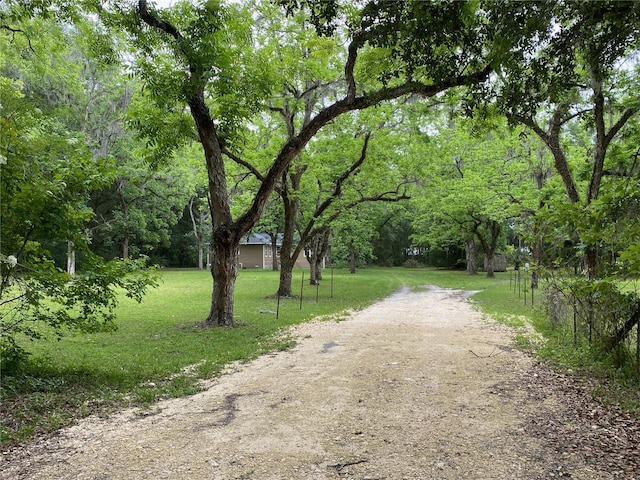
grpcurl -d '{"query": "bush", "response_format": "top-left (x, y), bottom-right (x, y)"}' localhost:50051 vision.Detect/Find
top-left (403, 258), bottom-right (423, 268)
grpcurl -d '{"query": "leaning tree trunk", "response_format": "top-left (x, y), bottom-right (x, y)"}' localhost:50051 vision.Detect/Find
top-left (465, 237), bottom-right (477, 275)
top-left (205, 233), bottom-right (239, 327)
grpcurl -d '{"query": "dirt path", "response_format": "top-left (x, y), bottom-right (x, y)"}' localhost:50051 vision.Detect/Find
top-left (0, 286), bottom-right (628, 479)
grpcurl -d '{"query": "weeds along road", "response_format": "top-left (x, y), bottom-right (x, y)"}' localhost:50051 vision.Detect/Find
top-left (1, 286), bottom-right (633, 479)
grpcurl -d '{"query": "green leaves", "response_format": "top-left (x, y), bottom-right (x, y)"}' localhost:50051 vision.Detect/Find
top-left (412, 114), bottom-right (537, 248)
top-left (120, 0), bottom-right (275, 149)
top-left (0, 255), bottom-right (158, 373)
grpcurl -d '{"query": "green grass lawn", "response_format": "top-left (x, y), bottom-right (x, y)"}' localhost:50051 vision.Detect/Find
top-left (0, 267), bottom-right (537, 445)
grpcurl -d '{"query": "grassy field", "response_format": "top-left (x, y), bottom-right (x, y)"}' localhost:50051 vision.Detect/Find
top-left (0, 267), bottom-right (542, 445)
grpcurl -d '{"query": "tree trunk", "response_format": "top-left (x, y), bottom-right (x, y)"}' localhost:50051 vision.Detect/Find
top-left (465, 237), bottom-right (477, 275)
top-left (307, 227), bottom-right (330, 284)
top-left (269, 233), bottom-right (279, 271)
top-left (308, 254), bottom-right (318, 285)
top-left (276, 167), bottom-right (304, 296)
top-left (473, 219), bottom-right (500, 279)
top-left (122, 233), bottom-right (129, 260)
top-left (197, 239), bottom-right (204, 270)
top-left (315, 227), bottom-right (330, 281)
top-left (278, 259), bottom-right (294, 297)
top-left (531, 240), bottom-right (542, 288)
top-left (485, 253), bottom-right (496, 278)
top-left (277, 255), bottom-right (296, 297)
top-left (349, 239), bottom-right (356, 274)
top-left (67, 241), bottom-right (76, 276)
top-left (530, 209), bottom-right (544, 288)
top-left (584, 245), bottom-right (598, 280)
top-left (603, 304), bottom-right (640, 352)
top-left (314, 256), bottom-right (323, 282)
top-left (188, 90), bottom-right (240, 326)
top-left (188, 196), bottom-right (206, 270)
top-left (276, 204), bottom-right (297, 295)
top-left (205, 233), bottom-right (239, 327)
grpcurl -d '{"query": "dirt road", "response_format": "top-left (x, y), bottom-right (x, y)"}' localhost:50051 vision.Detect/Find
top-left (0, 286), bottom-right (630, 479)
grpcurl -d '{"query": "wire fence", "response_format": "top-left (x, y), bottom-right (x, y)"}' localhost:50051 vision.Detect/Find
top-left (509, 270), bottom-right (640, 380)
top-left (509, 268), bottom-right (537, 307)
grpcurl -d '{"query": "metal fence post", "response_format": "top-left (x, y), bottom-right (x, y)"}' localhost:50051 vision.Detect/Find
top-left (331, 267), bottom-right (334, 299)
top-left (518, 269), bottom-right (521, 299)
top-left (531, 282), bottom-right (534, 307)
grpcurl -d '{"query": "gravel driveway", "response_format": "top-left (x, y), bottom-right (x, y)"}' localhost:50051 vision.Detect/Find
top-left (0, 286), bottom-right (628, 479)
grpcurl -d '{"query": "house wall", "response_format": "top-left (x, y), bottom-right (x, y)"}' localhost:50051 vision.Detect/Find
top-left (294, 252), bottom-right (308, 269)
top-left (238, 244), bottom-right (321, 270)
top-left (238, 245), bottom-right (264, 269)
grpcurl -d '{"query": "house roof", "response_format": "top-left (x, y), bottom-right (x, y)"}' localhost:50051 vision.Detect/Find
top-left (240, 233), bottom-right (282, 246)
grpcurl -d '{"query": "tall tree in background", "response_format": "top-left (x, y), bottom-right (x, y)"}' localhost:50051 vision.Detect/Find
top-left (331, 206), bottom-right (381, 273)
top-left (89, 154), bottom-right (192, 260)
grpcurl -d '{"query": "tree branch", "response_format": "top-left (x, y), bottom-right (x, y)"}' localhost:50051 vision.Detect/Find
top-left (221, 146), bottom-right (265, 182)
top-left (514, 105), bottom-right (580, 204)
top-left (313, 131), bottom-right (371, 218)
top-left (237, 64), bottom-right (492, 233)
top-left (1, 24), bottom-right (35, 52)
top-left (323, 183), bottom-right (411, 226)
top-left (138, 0), bottom-right (182, 41)
top-left (605, 107), bottom-right (638, 146)
top-left (290, 132), bottom-right (372, 257)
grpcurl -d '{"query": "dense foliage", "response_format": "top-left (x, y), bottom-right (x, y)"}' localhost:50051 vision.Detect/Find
top-left (0, 11), bottom-right (158, 369)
